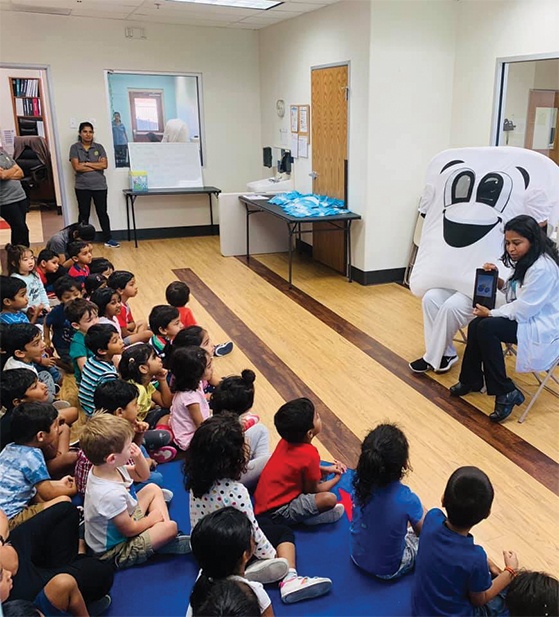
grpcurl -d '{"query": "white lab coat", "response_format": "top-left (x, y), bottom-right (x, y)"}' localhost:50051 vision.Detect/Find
top-left (490, 255), bottom-right (559, 372)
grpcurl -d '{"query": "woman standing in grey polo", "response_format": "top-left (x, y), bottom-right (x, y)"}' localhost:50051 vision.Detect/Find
top-left (0, 147), bottom-right (30, 247)
top-left (69, 122), bottom-right (119, 248)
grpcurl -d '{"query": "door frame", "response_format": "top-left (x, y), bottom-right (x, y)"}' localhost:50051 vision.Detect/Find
top-left (491, 52), bottom-right (559, 147)
top-left (0, 62), bottom-right (68, 224)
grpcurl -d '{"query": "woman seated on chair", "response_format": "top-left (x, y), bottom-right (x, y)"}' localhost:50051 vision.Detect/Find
top-left (450, 215), bottom-right (559, 423)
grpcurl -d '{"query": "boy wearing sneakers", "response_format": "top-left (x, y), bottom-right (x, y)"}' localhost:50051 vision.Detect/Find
top-left (81, 414), bottom-right (190, 569)
top-left (254, 397), bottom-right (346, 526)
top-left (164, 280), bottom-right (233, 357)
top-left (78, 324), bottom-right (124, 416)
top-left (412, 466), bottom-right (518, 616)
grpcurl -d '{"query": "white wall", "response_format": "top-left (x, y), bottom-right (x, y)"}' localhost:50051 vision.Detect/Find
top-left (451, 0), bottom-right (559, 148)
top-left (0, 12), bottom-right (262, 231)
top-left (365, 0), bottom-right (457, 271)
top-left (503, 62), bottom-right (536, 148)
top-left (259, 0), bottom-right (371, 270)
top-left (534, 58), bottom-right (559, 89)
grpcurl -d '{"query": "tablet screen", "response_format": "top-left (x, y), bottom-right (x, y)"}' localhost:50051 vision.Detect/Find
top-left (476, 273), bottom-right (495, 298)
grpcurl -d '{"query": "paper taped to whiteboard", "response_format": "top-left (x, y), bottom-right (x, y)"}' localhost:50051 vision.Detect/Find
top-left (128, 142), bottom-right (203, 189)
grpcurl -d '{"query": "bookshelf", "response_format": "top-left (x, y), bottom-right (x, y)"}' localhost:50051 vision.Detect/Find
top-left (9, 76), bottom-right (47, 140)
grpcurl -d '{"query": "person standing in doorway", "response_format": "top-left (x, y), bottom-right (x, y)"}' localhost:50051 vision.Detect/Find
top-left (111, 112), bottom-right (129, 168)
top-left (0, 147), bottom-right (30, 248)
top-left (69, 122), bottom-right (119, 248)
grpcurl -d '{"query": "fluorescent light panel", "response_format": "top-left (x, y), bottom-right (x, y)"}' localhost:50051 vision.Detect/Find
top-left (166, 0), bottom-right (283, 9)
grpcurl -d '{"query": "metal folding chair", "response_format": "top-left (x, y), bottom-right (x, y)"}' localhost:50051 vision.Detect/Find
top-left (518, 355), bottom-right (559, 423)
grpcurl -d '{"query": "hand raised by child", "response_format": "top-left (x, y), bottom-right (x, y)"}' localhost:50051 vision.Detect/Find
top-left (134, 420), bottom-right (149, 435)
top-left (154, 368), bottom-right (168, 381)
top-left (503, 550), bottom-right (519, 571)
top-left (129, 442), bottom-right (143, 460)
top-left (40, 355), bottom-right (57, 368)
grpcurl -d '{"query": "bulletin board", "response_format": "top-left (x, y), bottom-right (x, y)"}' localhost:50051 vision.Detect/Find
top-left (290, 104), bottom-right (310, 158)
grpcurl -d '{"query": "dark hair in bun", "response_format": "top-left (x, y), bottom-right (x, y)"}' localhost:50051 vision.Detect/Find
top-left (210, 369), bottom-right (256, 416)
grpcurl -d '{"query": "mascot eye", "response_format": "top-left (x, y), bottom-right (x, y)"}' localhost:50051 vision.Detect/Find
top-left (476, 173), bottom-right (512, 213)
top-left (444, 169), bottom-right (475, 207)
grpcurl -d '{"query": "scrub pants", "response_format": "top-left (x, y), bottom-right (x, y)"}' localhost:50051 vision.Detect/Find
top-left (422, 288), bottom-right (473, 370)
top-left (458, 316), bottom-right (518, 396)
top-left (0, 197), bottom-right (30, 246)
top-left (75, 189), bottom-right (112, 243)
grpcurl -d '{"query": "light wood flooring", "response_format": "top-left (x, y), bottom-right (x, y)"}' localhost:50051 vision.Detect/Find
top-left (67, 236), bottom-right (559, 577)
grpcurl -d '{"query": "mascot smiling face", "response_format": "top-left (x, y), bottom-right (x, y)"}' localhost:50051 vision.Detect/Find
top-left (410, 147), bottom-right (559, 299)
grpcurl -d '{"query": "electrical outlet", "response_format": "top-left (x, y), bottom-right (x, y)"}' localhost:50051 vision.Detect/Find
top-left (70, 118), bottom-right (77, 129)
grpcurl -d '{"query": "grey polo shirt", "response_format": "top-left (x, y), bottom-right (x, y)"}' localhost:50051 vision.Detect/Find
top-left (69, 141), bottom-right (108, 191)
top-left (0, 149), bottom-right (27, 206)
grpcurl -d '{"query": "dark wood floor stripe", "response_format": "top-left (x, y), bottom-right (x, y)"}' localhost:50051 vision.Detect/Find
top-left (236, 255), bottom-right (559, 496)
top-left (174, 268), bottom-right (362, 467)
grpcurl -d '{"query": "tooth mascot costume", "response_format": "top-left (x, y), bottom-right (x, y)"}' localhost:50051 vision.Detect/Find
top-left (409, 146), bottom-right (559, 372)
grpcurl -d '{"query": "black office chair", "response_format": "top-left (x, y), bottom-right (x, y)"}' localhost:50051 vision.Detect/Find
top-left (13, 137), bottom-right (54, 210)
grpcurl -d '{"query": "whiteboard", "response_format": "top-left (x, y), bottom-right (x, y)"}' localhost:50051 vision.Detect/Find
top-left (128, 142), bottom-right (203, 189)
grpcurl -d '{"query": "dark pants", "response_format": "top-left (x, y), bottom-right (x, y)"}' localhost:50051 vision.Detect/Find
top-left (75, 188), bottom-right (112, 242)
top-left (9, 502), bottom-right (114, 603)
top-left (459, 316), bottom-right (518, 396)
top-left (0, 197), bottom-right (30, 246)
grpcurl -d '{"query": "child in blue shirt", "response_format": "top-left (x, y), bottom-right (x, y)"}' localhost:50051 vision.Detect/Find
top-left (412, 466), bottom-right (519, 616)
top-left (0, 402), bottom-right (76, 529)
top-left (78, 323), bottom-right (124, 416)
top-left (350, 423), bottom-right (424, 579)
top-left (44, 276), bottom-right (82, 367)
top-left (0, 276), bottom-right (36, 325)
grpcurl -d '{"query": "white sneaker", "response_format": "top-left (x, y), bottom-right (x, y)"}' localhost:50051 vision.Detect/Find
top-left (161, 488), bottom-right (173, 503)
top-left (303, 503), bottom-right (345, 526)
top-left (280, 575), bottom-right (332, 604)
top-left (245, 557), bottom-right (289, 584)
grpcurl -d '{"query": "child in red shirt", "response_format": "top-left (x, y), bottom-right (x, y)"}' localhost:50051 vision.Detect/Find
top-left (165, 281), bottom-right (197, 328)
top-left (254, 397), bottom-right (346, 525)
top-left (67, 241), bottom-right (92, 286)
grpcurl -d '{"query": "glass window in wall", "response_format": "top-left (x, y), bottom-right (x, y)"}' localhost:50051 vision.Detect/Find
top-left (496, 58), bottom-right (559, 165)
top-left (107, 72), bottom-right (203, 168)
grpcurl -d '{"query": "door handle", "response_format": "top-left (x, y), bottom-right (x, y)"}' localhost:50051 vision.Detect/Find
top-left (309, 171), bottom-right (319, 179)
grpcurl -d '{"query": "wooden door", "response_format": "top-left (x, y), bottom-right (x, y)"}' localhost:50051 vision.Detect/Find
top-left (524, 89), bottom-right (559, 164)
top-left (311, 65), bottom-right (349, 273)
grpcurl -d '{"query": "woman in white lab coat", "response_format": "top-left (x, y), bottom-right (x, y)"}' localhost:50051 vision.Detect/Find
top-left (450, 215), bottom-right (559, 422)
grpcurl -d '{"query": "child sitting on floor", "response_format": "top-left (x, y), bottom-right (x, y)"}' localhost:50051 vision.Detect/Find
top-left (66, 241), bottom-right (92, 286)
top-left (168, 346), bottom-right (213, 450)
top-left (350, 423), bottom-right (425, 579)
top-left (188, 508), bottom-right (273, 617)
top-left (0, 276), bottom-right (39, 325)
top-left (107, 271), bottom-right (151, 344)
top-left (164, 280), bottom-right (233, 357)
top-left (506, 571), bottom-right (559, 617)
top-left (83, 273), bottom-right (107, 299)
top-left (66, 298), bottom-right (99, 382)
top-left (89, 257), bottom-right (114, 278)
top-left (90, 286), bottom-right (121, 332)
top-left (44, 276), bottom-right (82, 368)
top-left (81, 414), bottom-right (190, 569)
top-left (0, 402), bottom-right (76, 529)
top-left (148, 305), bottom-right (184, 357)
top-left (185, 413), bottom-right (332, 604)
top-left (6, 244), bottom-right (49, 320)
top-left (412, 466), bottom-right (518, 616)
top-left (118, 344), bottom-right (176, 463)
top-left (35, 249), bottom-right (63, 301)
top-left (74, 379), bottom-right (171, 498)
top-left (191, 579), bottom-right (260, 617)
top-left (210, 369), bottom-right (270, 491)
top-left (165, 281), bottom-right (197, 328)
top-left (0, 369), bottom-right (79, 477)
top-left (254, 397), bottom-right (346, 526)
top-left (2, 323), bottom-right (58, 400)
top-left (78, 324), bottom-right (123, 416)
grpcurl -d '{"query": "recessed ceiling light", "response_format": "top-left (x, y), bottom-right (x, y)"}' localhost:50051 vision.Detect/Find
top-left (166, 0), bottom-right (283, 9)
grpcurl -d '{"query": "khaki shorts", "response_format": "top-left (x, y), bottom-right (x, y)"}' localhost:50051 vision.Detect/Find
top-left (97, 506), bottom-right (154, 569)
top-left (9, 503), bottom-right (45, 530)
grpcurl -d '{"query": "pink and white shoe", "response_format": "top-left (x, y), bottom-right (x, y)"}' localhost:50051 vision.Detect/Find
top-left (150, 445), bottom-right (177, 464)
top-left (280, 575), bottom-right (332, 604)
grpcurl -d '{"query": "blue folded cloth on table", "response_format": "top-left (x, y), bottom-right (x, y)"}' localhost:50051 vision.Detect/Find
top-left (269, 191), bottom-right (347, 217)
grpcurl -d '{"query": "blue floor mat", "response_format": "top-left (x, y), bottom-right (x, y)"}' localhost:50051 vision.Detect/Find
top-left (106, 461), bottom-right (415, 616)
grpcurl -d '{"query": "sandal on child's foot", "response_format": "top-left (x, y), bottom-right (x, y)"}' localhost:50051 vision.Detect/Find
top-left (150, 445), bottom-right (177, 464)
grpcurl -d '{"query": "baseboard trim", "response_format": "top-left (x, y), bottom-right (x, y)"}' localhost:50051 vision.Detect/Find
top-left (351, 266), bottom-right (405, 285)
top-left (97, 225), bottom-right (218, 243)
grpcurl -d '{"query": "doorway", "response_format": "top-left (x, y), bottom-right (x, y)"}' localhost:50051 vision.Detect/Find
top-left (0, 64), bottom-right (65, 248)
top-left (525, 89), bottom-right (559, 164)
top-left (311, 63), bottom-right (349, 273)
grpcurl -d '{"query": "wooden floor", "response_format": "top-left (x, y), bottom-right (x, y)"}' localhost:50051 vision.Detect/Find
top-left (72, 236), bottom-right (559, 577)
